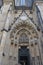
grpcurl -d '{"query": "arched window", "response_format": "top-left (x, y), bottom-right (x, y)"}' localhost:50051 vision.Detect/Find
top-left (21, 0), bottom-right (25, 6)
top-left (0, 0), bottom-right (3, 8)
top-left (19, 33), bottom-right (29, 43)
top-left (15, 0), bottom-right (34, 9)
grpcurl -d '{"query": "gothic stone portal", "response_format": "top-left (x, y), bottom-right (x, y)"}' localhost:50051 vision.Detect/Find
top-left (18, 33), bottom-right (30, 65)
top-left (10, 16), bottom-right (40, 65)
top-left (18, 46), bottom-right (30, 65)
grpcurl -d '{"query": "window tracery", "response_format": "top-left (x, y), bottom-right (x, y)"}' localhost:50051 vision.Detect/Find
top-left (19, 33), bottom-right (29, 43)
top-left (14, 0), bottom-right (33, 9)
top-left (0, 0), bottom-right (3, 8)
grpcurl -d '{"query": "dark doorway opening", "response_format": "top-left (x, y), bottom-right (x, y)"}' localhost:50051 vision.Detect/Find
top-left (19, 56), bottom-right (29, 65)
top-left (18, 46), bottom-right (30, 65)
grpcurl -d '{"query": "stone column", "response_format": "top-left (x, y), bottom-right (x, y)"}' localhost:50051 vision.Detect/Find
top-left (34, 44), bottom-right (40, 65)
top-left (29, 39), bottom-right (35, 65)
top-left (0, 10), bottom-right (12, 65)
top-left (38, 39), bottom-right (43, 65)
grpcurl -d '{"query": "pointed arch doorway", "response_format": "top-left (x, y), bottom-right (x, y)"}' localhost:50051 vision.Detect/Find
top-left (18, 46), bottom-right (30, 65)
top-left (18, 33), bottom-right (30, 65)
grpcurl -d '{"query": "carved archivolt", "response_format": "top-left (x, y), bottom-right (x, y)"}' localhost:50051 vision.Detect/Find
top-left (11, 15), bottom-right (38, 34)
top-left (10, 16), bottom-right (39, 45)
top-left (9, 16), bottom-right (40, 57)
top-left (19, 33), bottom-right (29, 44)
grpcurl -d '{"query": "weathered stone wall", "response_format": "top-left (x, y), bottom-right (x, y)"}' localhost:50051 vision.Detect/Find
top-left (0, 1), bottom-right (43, 65)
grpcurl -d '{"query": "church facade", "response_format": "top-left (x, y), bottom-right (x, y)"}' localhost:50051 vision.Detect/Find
top-left (0, 0), bottom-right (43, 65)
